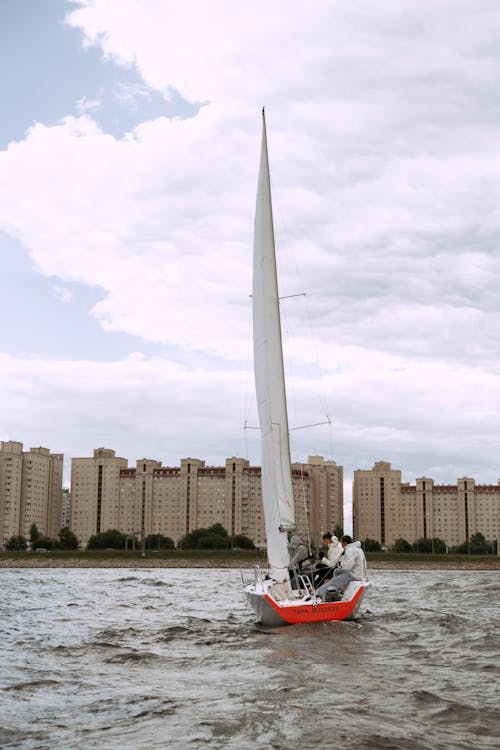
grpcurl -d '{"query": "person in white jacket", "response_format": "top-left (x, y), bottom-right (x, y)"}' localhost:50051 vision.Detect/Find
top-left (314, 533), bottom-right (344, 587)
top-left (316, 535), bottom-right (367, 599)
top-left (320, 533), bottom-right (343, 568)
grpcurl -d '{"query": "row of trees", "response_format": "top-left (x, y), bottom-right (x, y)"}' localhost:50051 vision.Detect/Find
top-left (179, 523), bottom-right (256, 550)
top-left (5, 524), bottom-right (79, 551)
top-left (87, 523), bottom-right (256, 550)
top-left (86, 529), bottom-right (175, 550)
top-left (6, 525), bottom-right (495, 554)
top-left (362, 532), bottom-right (497, 554)
top-left (4, 522), bottom-right (255, 551)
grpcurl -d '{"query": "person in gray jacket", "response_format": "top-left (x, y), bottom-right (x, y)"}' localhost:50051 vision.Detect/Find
top-left (316, 535), bottom-right (367, 599)
top-left (287, 533), bottom-right (312, 588)
top-left (287, 534), bottom-right (308, 565)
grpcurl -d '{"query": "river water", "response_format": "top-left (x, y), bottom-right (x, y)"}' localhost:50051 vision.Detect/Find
top-left (1, 568), bottom-right (498, 749)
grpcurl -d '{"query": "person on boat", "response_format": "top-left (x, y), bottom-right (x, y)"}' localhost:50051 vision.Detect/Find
top-left (287, 533), bottom-right (309, 566)
top-left (287, 532), bottom-right (312, 588)
top-left (320, 533), bottom-right (343, 568)
top-left (316, 535), bottom-right (367, 600)
top-left (314, 532), bottom-right (343, 586)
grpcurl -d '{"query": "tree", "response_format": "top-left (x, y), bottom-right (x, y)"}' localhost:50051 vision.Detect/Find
top-left (145, 534), bottom-right (175, 550)
top-left (362, 538), bottom-right (382, 551)
top-left (452, 533), bottom-right (491, 555)
top-left (450, 541), bottom-right (467, 554)
top-left (27, 524), bottom-right (59, 550)
top-left (179, 523), bottom-right (231, 550)
top-left (5, 535), bottom-right (28, 551)
top-left (29, 523), bottom-right (40, 549)
top-left (34, 535), bottom-right (58, 550)
top-left (333, 524), bottom-right (344, 539)
top-left (469, 532), bottom-right (490, 554)
top-left (392, 538), bottom-right (412, 552)
top-left (412, 537), bottom-right (446, 554)
top-left (231, 534), bottom-right (256, 550)
top-left (470, 532), bottom-right (487, 546)
top-left (59, 527), bottom-right (79, 550)
top-left (87, 529), bottom-right (127, 550)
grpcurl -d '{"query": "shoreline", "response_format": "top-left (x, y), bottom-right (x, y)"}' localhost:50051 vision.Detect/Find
top-left (0, 558), bottom-right (498, 570)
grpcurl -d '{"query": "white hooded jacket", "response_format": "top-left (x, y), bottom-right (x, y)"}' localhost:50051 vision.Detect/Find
top-left (321, 536), bottom-right (343, 567)
top-left (339, 541), bottom-right (367, 580)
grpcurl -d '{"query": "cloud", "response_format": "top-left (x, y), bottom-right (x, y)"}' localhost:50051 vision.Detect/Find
top-left (0, 109), bottom-right (252, 360)
top-left (2, 340), bottom-right (498, 493)
top-left (1, 0), bottom-right (500, 502)
top-left (75, 96), bottom-right (101, 114)
top-left (0, 351), bottom-right (250, 483)
top-left (53, 285), bottom-right (73, 304)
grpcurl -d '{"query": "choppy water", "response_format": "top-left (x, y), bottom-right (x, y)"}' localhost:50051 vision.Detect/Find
top-left (1, 568), bottom-right (499, 749)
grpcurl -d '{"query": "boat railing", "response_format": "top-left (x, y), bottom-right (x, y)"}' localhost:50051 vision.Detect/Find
top-left (253, 564), bottom-right (264, 592)
top-left (297, 573), bottom-right (319, 603)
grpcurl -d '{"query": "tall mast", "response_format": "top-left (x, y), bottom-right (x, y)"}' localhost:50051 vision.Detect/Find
top-left (253, 110), bottom-right (296, 583)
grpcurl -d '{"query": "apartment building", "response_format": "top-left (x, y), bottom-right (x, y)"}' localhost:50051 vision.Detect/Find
top-left (0, 441), bottom-right (63, 547)
top-left (353, 461), bottom-right (500, 547)
top-left (70, 448), bottom-right (128, 545)
top-left (70, 449), bottom-right (344, 547)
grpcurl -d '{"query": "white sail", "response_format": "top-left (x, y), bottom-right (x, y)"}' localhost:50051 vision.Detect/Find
top-left (253, 110), bottom-right (296, 583)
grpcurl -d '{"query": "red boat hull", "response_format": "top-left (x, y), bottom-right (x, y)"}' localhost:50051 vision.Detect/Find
top-left (246, 583), bottom-right (367, 626)
top-left (264, 586), bottom-right (365, 625)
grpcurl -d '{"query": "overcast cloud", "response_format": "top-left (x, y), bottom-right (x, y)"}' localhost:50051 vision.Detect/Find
top-left (1, 0), bottom-right (500, 528)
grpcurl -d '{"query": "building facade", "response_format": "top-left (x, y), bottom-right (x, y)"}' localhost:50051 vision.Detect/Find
top-left (70, 448), bottom-right (128, 545)
top-left (61, 488), bottom-right (71, 529)
top-left (0, 441), bottom-right (63, 548)
top-left (353, 461), bottom-right (500, 547)
top-left (70, 449), bottom-right (344, 548)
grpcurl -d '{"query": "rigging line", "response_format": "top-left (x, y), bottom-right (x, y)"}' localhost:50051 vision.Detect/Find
top-left (243, 295), bottom-right (254, 461)
top-left (289, 436), bottom-right (312, 555)
top-left (302, 287), bottom-right (331, 419)
top-left (279, 293), bottom-right (300, 440)
top-left (289, 419), bottom-right (332, 432)
top-left (328, 417), bottom-right (335, 463)
top-left (245, 419), bottom-right (332, 432)
top-left (300, 463), bottom-right (312, 557)
top-left (280, 292), bottom-right (306, 300)
top-left (270, 158), bottom-right (332, 427)
top-left (248, 293), bottom-right (305, 300)
top-left (243, 420), bottom-right (250, 462)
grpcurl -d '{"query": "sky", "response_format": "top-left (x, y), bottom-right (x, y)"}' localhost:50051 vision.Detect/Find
top-left (1, 0), bottom-right (500, 530)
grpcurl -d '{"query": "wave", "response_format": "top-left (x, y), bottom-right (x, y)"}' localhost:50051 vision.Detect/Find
top-left (2, 567), bottom-right (499, 750)
top-left (104, 650), bottom-right (160, 664)
top-left (356, 733), bottom-right (430, 750)
top-left (156, 625), bottom-right (193, 642)
top-left (116, 575), bottom-right (173, 587)
top-left (3, 678), bottom-right (61, 692)
top-left (0, 727), bottom-right (50, 748)
top-left (94, 626), bottom-right (145, 641)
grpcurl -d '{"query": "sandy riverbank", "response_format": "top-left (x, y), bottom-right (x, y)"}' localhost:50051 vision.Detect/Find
top-left (0, 557), bottom-right (498, 570)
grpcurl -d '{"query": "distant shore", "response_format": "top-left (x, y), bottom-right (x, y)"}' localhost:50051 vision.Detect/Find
top-left (0, 552), bottom-right (498, 571)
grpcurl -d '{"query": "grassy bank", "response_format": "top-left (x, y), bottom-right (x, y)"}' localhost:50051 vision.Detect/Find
top-left (0, 549), bottom-right (268, 568)
top-left (0, 549), bottom-right (498, 569)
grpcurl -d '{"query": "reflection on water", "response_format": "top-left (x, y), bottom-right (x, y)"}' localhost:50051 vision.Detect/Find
top-left (1, 568), bottom-right (499, 749)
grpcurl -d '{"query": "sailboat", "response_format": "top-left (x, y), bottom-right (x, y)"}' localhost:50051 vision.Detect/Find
top-left (244, 110), bottom-right (370, 626)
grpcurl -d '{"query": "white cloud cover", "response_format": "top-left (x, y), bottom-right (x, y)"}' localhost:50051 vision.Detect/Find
top-left (2, 1), bottom-right (500, 521)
